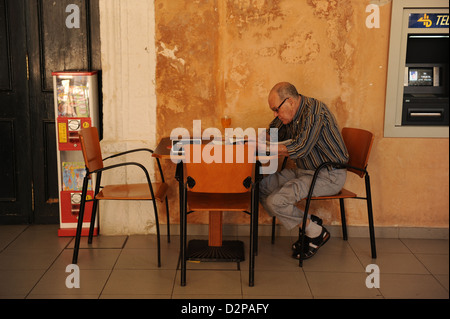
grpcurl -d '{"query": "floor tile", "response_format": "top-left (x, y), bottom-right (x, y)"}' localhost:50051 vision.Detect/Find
top-left (241, 270), bottom-right (312, 298)
top-left (0, 223), bottom-right (448, 300)
top-left (314, 237), bottom-right (356, 255)
top-left (401, 238), bottom-right (449, 254)
top-left (124, 234), bottom-right (174, 250)
top-left (172, 294), bottom-right (243, 299)
top-left (415, 253), bottom-right (449, 275)
top-left (28, 268), bottom-right (111, 297)
top-left (379, 274), bottom-right (449, 299)
top-left (27, 294), bottom-right (100, 299)
top-left (173, 270), bottom-right (242, 296)
top-left (357, 252), bottom-right (430, 275)
top-left (0, 269), bottom-right (46, 298)
top-left (115, 248), bottom-right (179, 270)
top-left (434, 274), bottom-right (449, 291)
top-left (52, 248), bottom-right (122, 270)
top-left (301, 238), bottom-right (366, 273)
top-left (66, 235), bottom-right (127, 249)
top-left (103, 269), bottom-right (176, 296)
top-left (242, 247), bottom-right (301, 271)
top-left (100, 294), bottom-right (172, 299)
top-left (305, 271), bottom-right (383, 299)
top-left (0, 249), bottom-right (61, 270)
top-left (6, 225), bottom-right (71, 251)
top-left (303, 252), bottom-right (366, 273)
top-left (0, 225), bottom-right (28, 251)
top-left (348, 237), bottom-right (411, 254)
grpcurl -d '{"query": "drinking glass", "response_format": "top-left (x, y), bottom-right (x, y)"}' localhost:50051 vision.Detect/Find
top-left (221, 116), bottom-right (231, 139)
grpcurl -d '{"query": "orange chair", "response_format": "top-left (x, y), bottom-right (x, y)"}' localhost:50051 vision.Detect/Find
top-left (72, 127), bottom-right (169, 267)
top-left (180, 143), bottom-right (258, 286)
top-left (271, 127), bottom-right (376, 266)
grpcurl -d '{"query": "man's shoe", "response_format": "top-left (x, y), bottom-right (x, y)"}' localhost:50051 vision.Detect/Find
top-left (292, 226), bottom-right (330, 260)
top-left (291, 215), bottom-right (323, 251)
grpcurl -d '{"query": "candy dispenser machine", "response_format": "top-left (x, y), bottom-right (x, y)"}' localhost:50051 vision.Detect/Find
top-left (52, 71), bottom-right (100, 236)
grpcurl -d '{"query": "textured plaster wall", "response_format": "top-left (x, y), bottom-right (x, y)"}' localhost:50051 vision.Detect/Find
top-left (154, 0), bottom-right (449, 230)
top-left (97, 0), bottom-right (160, 235)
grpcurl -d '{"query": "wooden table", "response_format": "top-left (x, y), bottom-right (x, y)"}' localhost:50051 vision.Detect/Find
top-left (153, 137), bottom-right (257, 248)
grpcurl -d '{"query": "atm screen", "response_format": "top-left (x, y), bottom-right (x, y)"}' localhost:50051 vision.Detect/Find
top-left (408, 68), bottom-right (433, 86)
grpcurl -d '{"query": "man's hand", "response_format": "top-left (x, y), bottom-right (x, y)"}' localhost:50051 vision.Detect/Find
top-left (277, 144), bottom-right (289, 157)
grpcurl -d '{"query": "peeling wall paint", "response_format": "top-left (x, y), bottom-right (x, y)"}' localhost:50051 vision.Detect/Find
top-left (154, 0), bottom-right (449, 228)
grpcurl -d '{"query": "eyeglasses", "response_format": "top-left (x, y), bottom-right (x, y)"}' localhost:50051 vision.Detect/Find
top-left (271, 97), bottom-right (288, 113)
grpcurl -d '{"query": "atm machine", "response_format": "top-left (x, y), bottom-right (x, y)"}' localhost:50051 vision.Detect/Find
top-left (402, 14), bottom-right (449, 126)
top-left (385, 3), bottom-right (449, 137)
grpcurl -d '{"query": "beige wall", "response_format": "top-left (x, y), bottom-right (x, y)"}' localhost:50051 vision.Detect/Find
top-left (98, 0), bottom-right (159, 234)
top-left (99, 0), bottom-right (449, 234)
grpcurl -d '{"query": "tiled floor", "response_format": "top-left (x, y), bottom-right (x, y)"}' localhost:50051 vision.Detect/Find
top-left (0, 224), bottom-right (448, 299)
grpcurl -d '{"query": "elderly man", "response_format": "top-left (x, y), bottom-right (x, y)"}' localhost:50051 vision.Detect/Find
top-left (260, 82), bottom-right (349, 259)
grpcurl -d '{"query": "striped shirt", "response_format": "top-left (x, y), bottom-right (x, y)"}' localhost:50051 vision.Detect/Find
top-left (268, 95), bottom-right (349, 170)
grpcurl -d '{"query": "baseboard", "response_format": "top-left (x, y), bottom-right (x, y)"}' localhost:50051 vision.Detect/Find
top-left (162, 224), bottom-right (449, 240)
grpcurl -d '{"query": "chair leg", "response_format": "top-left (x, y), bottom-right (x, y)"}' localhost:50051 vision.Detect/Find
top-left (180, 184), bottom-right (187, 286)
top-left (271, 217), bottom-right (276, 244)
top-left (299, 206), bottom-right (309, 267)
top-left (72, 176), bottom-right (90, 264)
top-left (87, 198), bottom-right (99, 244)
top-left (254, 178), bottom-right (260, 256)
top-left (88, 172), bottom-right (102, 244)
top-left (249, 188), bottom-right (256, 287)
top-left (339, 198), bottom-right (348, 241)
top-left (151, 199), bottom-right (161, 268)
top-left (165, 196), bottom-right (170, 243)
top-left (365, 174), bottom-right (377, 259)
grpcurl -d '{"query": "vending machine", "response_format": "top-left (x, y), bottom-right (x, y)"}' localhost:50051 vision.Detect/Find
top-left (52, 71), bottom-right (100, 236)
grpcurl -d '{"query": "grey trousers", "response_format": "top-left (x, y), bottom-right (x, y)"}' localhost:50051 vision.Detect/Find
top-left (259, 167), bottom-right (347, 230)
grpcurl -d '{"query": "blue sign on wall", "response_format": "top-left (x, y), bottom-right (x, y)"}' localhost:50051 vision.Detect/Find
top-left (409, 13), bottom-right (449, 28)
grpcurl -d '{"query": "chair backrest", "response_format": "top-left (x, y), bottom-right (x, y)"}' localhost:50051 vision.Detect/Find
top-left (342, 127), bottom-right (374, 178)
top-left (79, 127), bottom-right (104, 172)
top-left (184, 143), bottom-right (255, 193)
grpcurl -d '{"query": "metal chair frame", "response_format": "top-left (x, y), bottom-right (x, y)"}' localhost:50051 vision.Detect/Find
top-left (270, 127), bottom-right (376, 267)
top-left (72, 128), bottom-right (170, 267)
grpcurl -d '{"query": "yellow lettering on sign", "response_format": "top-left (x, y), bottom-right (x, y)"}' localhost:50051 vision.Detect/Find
top-left (418, 14), bottom-right (432, 27)
top-left (59, 123), bottom-right (67, 143)
top-left (437, 15), bottom-right (449, 26)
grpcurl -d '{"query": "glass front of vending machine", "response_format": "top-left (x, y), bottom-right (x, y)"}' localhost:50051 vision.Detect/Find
top-left (52, 71), bottom-right (100, 236)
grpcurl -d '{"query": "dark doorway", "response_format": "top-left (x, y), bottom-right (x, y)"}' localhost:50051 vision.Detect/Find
top-left (0, 0), bottom-right (101, 224)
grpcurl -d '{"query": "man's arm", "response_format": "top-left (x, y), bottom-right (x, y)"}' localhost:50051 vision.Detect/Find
top-left (277, 144), bottom-right (289, 157)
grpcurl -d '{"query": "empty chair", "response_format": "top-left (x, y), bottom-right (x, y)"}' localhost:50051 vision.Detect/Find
top-left (72, 127), bottom-right (169, 267)
top-left (180, 143), bottom-right (258, 286)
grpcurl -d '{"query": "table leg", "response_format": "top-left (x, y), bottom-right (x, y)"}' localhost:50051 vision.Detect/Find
top-left (208, 211), bottom-right (223, 247)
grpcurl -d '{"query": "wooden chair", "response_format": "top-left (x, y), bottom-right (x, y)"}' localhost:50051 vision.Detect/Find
top-left (180, 143), bottom-right (258, 286)
top-left (271, 127), bottom-right (376, 266)
top-left (72, 127), bottom-right (169, 267)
